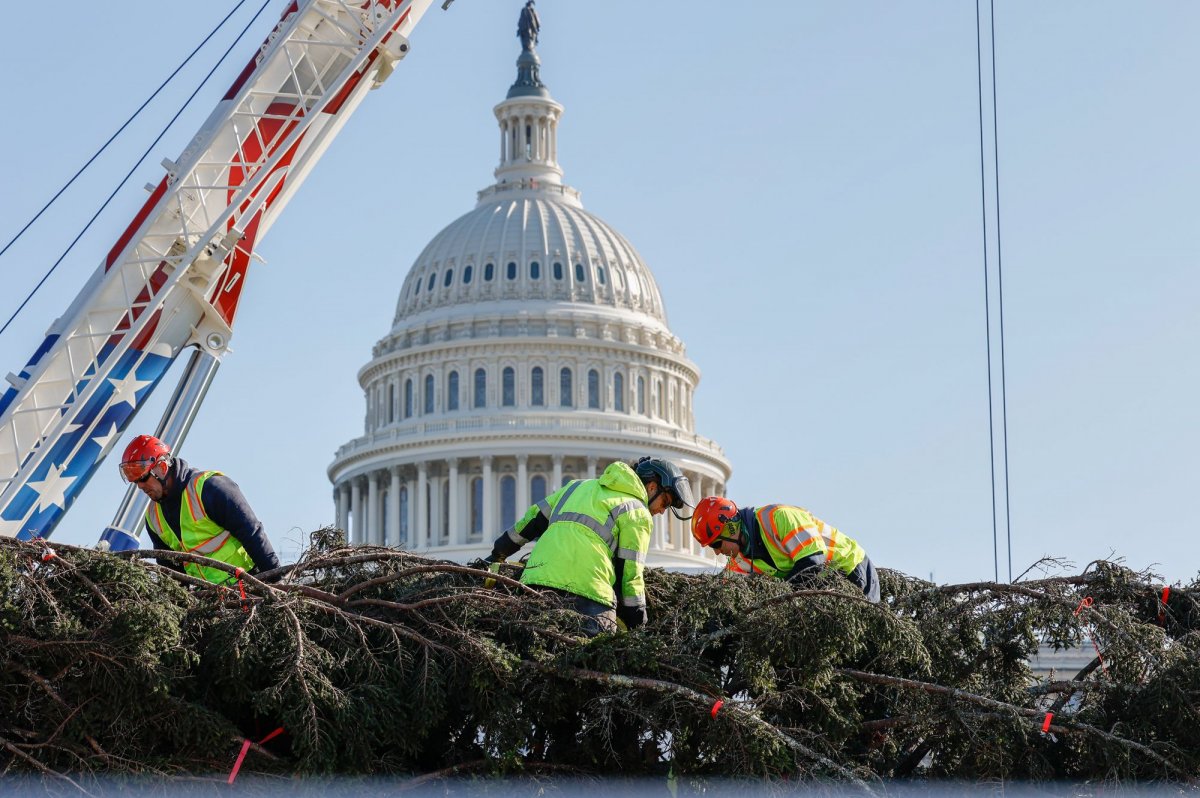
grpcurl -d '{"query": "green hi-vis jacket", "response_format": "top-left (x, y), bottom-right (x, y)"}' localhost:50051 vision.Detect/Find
top-left (726, 504), bottom-right (867, 580)
top-left (507, 462), bottom-right (653, 611)
top-left (144, 470), bottom-right (255, 585)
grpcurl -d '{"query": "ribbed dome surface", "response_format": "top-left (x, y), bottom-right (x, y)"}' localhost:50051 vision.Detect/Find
top-left (393, 191), bottom-right (666, 327)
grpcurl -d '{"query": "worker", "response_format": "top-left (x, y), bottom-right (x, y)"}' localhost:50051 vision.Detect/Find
top-left (481, 457), bottom-right (693, 635)
top-left (691, 496), bottom-right (880, 603)
top-left (117, 434), bottom-right (280, 584)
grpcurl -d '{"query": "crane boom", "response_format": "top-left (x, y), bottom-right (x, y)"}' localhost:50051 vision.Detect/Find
top-left (0, 0), bottom-right (435, 541)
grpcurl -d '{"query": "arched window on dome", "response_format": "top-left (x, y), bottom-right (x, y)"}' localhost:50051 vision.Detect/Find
top-left (469, 477), bottom-right (483, 541)
top-left (426, 273), bottom-right (436, 292)
top-left (530, 261), bottom-right (540, 280)
top-left (424, 374), bottom-right (434, 414)
top-left (587, 369), bottom-right (600, 409)
top-left (443, 268), bottom-right (453, 288)
top-left (414, 276), bottom-right (421, 295)
top-left (553, 262), bottom-right (563, 280)
top-left (500, 475), bottom-right (516, 529)
top-left (484, 263), bottom-right (494, 281)
top-left (574, 263), bottom-right (586, 283)
top-left (597, 266), bottom-right (607, 285)
top-left (613, 268), bottom-right (624, 289)
top-left (560, 367), bottom-right (573, 408)
top-left (531, 474), bottom-right (547, 505)
top-left (506, 261), bottom-right (517, 280)
top-left (399, 485), bottom-right (409, 545)
top-left (463, 264), bottom-right (473, 284)
top-left (447, 370), bottom-right (459, 411)
top-left (388, 383), bottom-right (395, 424)
top-left (404, 378), bottom-right (413, 419)
top-left (531, 366), bottom-right (544, 406)
top-left (613, 372), bottom-right (625, 412)
top-left (474, 368), bottom-right (487, 409)
top-left (637, 376), bottom-right (646, 415)
top-left (502, 367), bottom-right (515, 407)
top-left (654, 379), bottom-right (663, 419)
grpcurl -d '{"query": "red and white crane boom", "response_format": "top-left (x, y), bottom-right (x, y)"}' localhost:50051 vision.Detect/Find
top-left (0, 0), bottom-right (437, 546)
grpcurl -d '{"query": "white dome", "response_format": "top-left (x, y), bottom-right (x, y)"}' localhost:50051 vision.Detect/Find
top-left (393, 193), bottom-right (668, 328)
top-left (329, 18), bottom-right (729, 571)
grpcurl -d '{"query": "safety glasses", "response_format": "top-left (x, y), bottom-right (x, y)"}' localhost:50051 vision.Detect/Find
top-left (708, 523), bottom-right (740, 551)
top-left (118, 458), bottom-right (156, 484)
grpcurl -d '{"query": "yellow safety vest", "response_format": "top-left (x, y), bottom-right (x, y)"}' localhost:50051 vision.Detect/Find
top-left (725, 504), bottom-right (866, 580)
top-left (144, 470), bottom-right (255, 585)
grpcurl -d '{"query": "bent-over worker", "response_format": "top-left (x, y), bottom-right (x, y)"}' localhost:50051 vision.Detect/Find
top-left (691, 496), bottom-right (880, 603)
top-left (482, 457), bottom-right (693, 634)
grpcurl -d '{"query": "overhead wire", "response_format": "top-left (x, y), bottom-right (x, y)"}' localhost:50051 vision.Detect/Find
top-left (988, 0), bottom-right (1014, 584)
top-left (975, 0), bottom-right (1012, 582)
top-left (0, 0), bottom-right (253, 264)
top-left (0, 0), bottom-right (274, 340)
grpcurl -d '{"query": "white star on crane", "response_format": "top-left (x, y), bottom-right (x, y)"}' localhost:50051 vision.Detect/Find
top-left (93, 422), bottom-right (119, 456)
top-left (26, 462), bottom-right (77, 514)
top-left (109, 371), bottom-right (153, 409)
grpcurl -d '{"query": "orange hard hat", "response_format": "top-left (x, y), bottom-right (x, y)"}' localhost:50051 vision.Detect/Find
top-left (119, 434), bottom-right (172, 484)
top-left (691, 496), bottom-right (738, 547)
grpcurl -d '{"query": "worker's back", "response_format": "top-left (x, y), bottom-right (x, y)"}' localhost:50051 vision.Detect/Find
top-left (520, 461), bottom-right (651, 607)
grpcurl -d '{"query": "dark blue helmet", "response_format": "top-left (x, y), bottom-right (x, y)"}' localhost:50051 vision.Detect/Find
top-left (633, 457), bottom-right (694, 516)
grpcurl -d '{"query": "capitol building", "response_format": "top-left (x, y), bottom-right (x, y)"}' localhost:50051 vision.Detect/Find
top-left (327, 11), bottom-right (729, 569)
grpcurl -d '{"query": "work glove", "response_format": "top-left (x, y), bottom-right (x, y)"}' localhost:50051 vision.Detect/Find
top-left (616, 605), bottom-right (647, 630)
top-left (468, 555), bottom-right (506, 588)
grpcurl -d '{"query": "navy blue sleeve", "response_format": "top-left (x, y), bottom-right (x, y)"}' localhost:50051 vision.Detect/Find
top-left (200, 475), bottom-right (280, 572)
top-left (785, 552), bottom-right (826, 584)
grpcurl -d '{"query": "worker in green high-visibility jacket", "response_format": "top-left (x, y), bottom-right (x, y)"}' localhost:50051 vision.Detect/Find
top-left (481, 457), bottom-right (693, 635)
top-left (691, 496), bottom-right (880, 603)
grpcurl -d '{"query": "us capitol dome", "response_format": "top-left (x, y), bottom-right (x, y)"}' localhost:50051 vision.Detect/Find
top-left (327, 7), bottom-right (730, 569)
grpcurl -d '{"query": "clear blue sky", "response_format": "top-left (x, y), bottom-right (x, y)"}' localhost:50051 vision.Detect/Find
top-left (1, 2), bottom-right (1196, 585)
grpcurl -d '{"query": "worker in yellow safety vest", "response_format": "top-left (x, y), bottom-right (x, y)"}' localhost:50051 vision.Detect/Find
top-left (118, 434), bottom-right (280, 585)
top-left (481, 457), bottom-right (693, 635)
top-left (690, 496), bottom-right (880, 603)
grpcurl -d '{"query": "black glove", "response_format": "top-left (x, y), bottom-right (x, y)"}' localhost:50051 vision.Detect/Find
top-left (467, 557), bottom-right (493, 570)
top-left (616, 605), bottom-right (648, 630)
top-left (249, 566), bottom-right (281, 584)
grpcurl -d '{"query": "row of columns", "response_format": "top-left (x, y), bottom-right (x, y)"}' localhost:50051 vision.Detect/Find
top-left (335, 456), bottom-right (725, 560)
top-left (499, 112), bottom-right (558, 167)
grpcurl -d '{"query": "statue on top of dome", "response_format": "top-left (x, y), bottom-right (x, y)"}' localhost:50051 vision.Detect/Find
top-left (518, 1), bottom-right (540, 52)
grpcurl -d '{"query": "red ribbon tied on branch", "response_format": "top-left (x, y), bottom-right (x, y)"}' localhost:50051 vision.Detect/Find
top-left (227, 726), bottom-right (285, 784)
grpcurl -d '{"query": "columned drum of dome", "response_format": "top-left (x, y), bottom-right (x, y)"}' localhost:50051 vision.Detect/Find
top-left (328, 7), bottom-right (730, 570)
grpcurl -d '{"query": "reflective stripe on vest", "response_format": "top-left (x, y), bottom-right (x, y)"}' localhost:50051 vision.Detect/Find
top-left (727, 552), bottom-right (766, 575)
top-left (760, 504), bottom-right (824, 560)
top-left (824, 525), bottom-right (838, 563)
top-left (619, 592), bottom-right (647, 608)
top-left (616, 547), bottom-right (645, 564)
top-left (548, 480), bottom-right (637, 554)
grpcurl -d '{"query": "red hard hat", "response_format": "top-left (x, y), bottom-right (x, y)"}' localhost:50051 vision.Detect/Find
top-left (119, 434), bottom-right (172, 484)
top-left (691, 496), bottom-right (738, 547)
